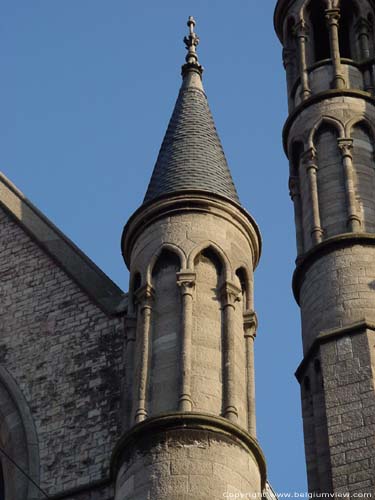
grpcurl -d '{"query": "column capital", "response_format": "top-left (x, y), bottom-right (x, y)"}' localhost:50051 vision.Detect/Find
top-left (220, 281), bottom-right (242, 308)
top-left (243, 310), bottom-right (258, 339)
top-left (177, 271), bottom-right (196, 296)
top-left (293, 20), bottom-right (309, 39)
top-left (134, 284), bottom-right (155, 308)
top-left (338, 138), bottom-right (353, 158)
top-left (325, 8), bottom-right (340, 27)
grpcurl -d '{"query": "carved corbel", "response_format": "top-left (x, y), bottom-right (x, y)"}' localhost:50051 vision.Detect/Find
top-left (134, 283), bottom-right (155, 310)
top-left (337, 138), bottom-right (353, 159)
top-left (176, 271), bottom-right (196, 297)
top-left (243, 310), bottom-right (258, 339)
top-left (220, 281), bottom-right (242, 309)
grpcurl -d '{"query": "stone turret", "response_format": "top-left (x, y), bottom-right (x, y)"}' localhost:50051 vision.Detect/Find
top-left (111, 17), bottom-right (266, 499)
top-left (275, 0), bottom-right (375, 495)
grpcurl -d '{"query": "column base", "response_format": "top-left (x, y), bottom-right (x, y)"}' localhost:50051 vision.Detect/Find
top-left (111, 412), bottom-right (267, 500)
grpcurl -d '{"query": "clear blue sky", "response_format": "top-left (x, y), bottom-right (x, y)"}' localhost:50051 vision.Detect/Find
top-left (1, 1), bottom-right (306, 493)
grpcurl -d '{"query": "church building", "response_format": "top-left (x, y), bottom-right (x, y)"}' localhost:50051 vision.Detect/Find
top-left (1, 0), bottom-right (375, 498)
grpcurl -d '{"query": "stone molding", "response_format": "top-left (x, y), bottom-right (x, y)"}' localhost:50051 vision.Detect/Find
top-left (176, 271), bottom-right (196, 297)
top-left (243, 310), bottom-right (258, 339)
top-left (110, 412), bottom-right (267, 490)
top-left (282, 89), bottom-right (375, 155)
top-left (122, 191), bottom-right (262, 270)
top-left (292, 233), bottom-right (375, 304)
top-left (295, 319), bottom-right (375, 382)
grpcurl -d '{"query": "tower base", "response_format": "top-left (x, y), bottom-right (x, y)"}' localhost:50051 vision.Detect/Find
top-left (112, 413), bottom-right (266, 500)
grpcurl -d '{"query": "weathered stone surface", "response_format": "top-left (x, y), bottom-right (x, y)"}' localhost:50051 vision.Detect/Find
top-left (0, 206), bottom-right (124, 496)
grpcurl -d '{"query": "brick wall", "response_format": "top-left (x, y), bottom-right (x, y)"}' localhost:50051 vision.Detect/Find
top-left (0, 206), bottom-right (125, 496)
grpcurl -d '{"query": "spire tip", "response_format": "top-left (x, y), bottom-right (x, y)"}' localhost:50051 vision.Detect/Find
top-left (182, 15), bottom-right (203, 77)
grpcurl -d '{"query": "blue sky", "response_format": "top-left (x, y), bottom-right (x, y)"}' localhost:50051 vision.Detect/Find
top-left (1, 1), bottom-right (306, 492)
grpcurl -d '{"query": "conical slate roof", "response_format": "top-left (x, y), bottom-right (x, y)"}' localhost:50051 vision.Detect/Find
top-left (143, 17), bottom-right (240, 206)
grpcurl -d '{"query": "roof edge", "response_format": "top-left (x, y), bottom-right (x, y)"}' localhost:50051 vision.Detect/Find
top-left (122, 189), bottom-right (262, 269)
top-left (0, 172), bottom-right (127, 316)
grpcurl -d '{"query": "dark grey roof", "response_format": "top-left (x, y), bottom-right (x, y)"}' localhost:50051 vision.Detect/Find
top-left (143, 77), bottom-right (240, 205)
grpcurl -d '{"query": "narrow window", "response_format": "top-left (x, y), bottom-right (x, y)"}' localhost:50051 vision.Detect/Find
top-left (339, 0), bottom-right (357, 59)
top-left (307, 0), bottom-right (330, 62)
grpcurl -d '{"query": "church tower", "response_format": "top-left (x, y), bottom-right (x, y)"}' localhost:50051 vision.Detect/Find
top-left (275, 0), bottom-right (375, 495)
top-left (111, 18), bottom-right (266, 499)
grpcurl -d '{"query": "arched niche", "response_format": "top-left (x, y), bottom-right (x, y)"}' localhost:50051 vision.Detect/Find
top-left (0, 366), bottom-right (40, 500)
top-left (191, 247), bottom-right (224, 415)
top-left (306, 0), bottom-right (330, 63)
top-left (315, 123), bottom-right (346, 237)
top-left (283, 16), bottom-right (299, 95)
top-left (149, 249), bottom-right (181, 414)
top-left (339, 0), bottom-right (359, 59)
top-left (290, 141), bottom-right (306, 253)
top-left (351, 121), bottom-right (375, 231)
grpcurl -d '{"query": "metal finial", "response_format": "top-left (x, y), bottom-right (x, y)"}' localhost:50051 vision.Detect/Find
top-left (182, 16), bottom-right (203, 76)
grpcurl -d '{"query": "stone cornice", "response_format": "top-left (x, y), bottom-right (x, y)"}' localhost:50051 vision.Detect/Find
top-left (283, 89), bottom-right (375, 155)
top-left (111, 412), bottom-right (267, 490)
top-left (295, 319), bottom-right (375, 382)
top-left (122, 191), bottom-right (262, 270)
top-left (293, 233), bottom-right (375, 304)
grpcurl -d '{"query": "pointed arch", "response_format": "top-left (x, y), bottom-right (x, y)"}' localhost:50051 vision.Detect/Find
top-left (146, 243), bottom-right (186, 284)
top-left (187, 242), bottom-right (231, 281)
top-left (346, 116), bottom-right (375, 140)
top-left (0, 366), bottom-right (40, 500)
top-left (314, 121), bottom-right (347, 237)
top-left (308, 116), bottom-right (345, 148)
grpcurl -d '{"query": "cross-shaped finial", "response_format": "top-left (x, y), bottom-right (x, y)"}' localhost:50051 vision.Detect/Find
top-left (183, 16), bottom-right (200, 64)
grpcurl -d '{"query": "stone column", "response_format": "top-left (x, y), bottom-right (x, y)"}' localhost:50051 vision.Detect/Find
top-left (294, 20), bottom-right (312, 101)
top-left (176, 271), bottom-right (196, 412)
top-left (289, 175), bottom-right (305, 255)
top-left (302, 147), bottom-right (324, 245)
top-left (220, 281), bottom-right (242, 423)
top-left (338, 138), bottom-right (362, 232)
top-left (133, 284), bottom-right (154, 423)
top-left (123, 314), bottom-right (137, 429)
top-left (355, 18), bottom-right (374, 94)
top-left (325, 8), bottom-right (346, 89)
top-left (243, 310), bottom-right (257, 437)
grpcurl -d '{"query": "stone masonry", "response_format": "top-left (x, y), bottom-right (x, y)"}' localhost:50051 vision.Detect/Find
top-left (0, 177), bottom-right (126, 499)
top-left (275, 0), bottom-right (375, 495)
